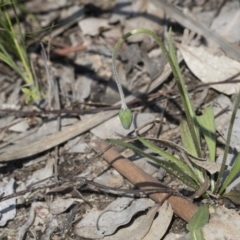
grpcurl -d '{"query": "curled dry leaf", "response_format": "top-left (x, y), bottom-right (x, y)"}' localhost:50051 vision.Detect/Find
top-left (104, 204), bottom-right (160, 240)
top-left (178, 44), bottom-right (240, 95)
top-left (188, 157), bottom-right (224, 174)
top-left (74, 197), bottom-right (155, 239)
top-left (98, 198), bottom-right (155, 235)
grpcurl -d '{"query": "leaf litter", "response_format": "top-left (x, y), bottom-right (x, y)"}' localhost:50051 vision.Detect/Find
top-left (0, 0), bottom-right (240, 239)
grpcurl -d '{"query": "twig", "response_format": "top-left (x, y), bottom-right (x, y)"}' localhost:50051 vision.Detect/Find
top-left (0, 177), bottom-right (178, 202)
top-left (92, 139), bottom-right (198, 222)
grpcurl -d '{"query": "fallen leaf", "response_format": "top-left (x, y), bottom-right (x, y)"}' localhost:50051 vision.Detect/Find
top-left (26, 158), bottom-right (54, 186)
top-left (79, 17), bottom-right (110, 36)
top-left (202, 206), bottom-right (240, 239)
top-left (178, 44), bottom-right (240, 95)
top-left (143, 201), bottom-right (173, 240)
top-left (74, 197), bottom-right (155, 238)
top-left (188, 157), bottom-right (223, 174)
top-left (0, 179), bottom-right (16, 226)
top-left (67, 136), bottom-right (89, 153)
top-left (94, 169), bottom-right (124, 188)
top-left (211, 1), bottom-right (240, 43)
top-left (104, 204), bottom-right (159, 240)
top-left (48, 198), bottom-right (81, 215)
top-left (98, 198), bottom-right (155, 235)
top-left (74, 209), bottom-right (104, 239)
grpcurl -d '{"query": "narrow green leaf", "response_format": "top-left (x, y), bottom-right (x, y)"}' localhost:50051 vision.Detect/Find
top-left (197, 106), bottom-right (216, 162)
top-left (21, 87), bottom-right (31, 94)
top-left (221, 190), bottom-right (240, 205)
top-left (180, 119), bottom-right (198, 157)
top-left (137, 136), bottom-right (199, 184)
top-left (108, 138), bottom-right (199, 190)
top-left (187, 205), bottom-right (209, 240)
top-left (181, 119), bottom-right (204, 183)
top-left (197, 106), bottom-right (217, 191)
top-left (168, 29), bottom-right (201, 158)
top-left (219, 152), bottom-right (240, 194)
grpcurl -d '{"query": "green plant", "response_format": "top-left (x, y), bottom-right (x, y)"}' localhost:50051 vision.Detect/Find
top-left (0, 0), bottom-right (40, 103)
top-left (110, 28), bottom-right (240, 203)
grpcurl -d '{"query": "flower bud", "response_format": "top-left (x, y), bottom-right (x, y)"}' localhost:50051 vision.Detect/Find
top-left (119, 108), bottom-right (133, 129)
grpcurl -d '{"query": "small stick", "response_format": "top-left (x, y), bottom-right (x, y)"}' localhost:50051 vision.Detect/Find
top-left (92, 139), bottom-right (198, 222)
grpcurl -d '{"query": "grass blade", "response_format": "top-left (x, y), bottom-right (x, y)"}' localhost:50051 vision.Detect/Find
top-left (219, 152), bottom-right (240, 195)
top-left (168, 29), bottom-right (202, 158)
top-left (108, 138), bottom-right (199, 190)
top-left (180, 119), bottom-right (198, 156)
top-left (137, 136), bottom-right (199, 184)
top-left (197, 106), bottom-right (216, 162)
top-left (180, 119), bottom-right (204, 183)
top-left (187, 205), bottom-right (209, 240)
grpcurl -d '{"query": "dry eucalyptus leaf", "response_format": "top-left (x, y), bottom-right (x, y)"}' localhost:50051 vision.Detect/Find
top-left (98, 198), bottom-right (155, 235)
top-left (74, 76), bottom-right (92, 103)
top-left (25, 158), bottom-right (54, 186)
top-left (103, 196), bottom-right (134, 212)
top-left (74, 197), bottom-right (155, 238)
top-left (0, 178), bottom-right (16, 226)
top-left (188, 157), bottom-right (223, 174)
top-left (178, 44), bottom-right (240, 95)
top-left (74, 210), bottom-right (104, 239)
top-left (143, 201), bottom-right (173, 240)
top-left (48, 198), bottom-right (82, 215)
top-left (202, 206), bottom-right (240, 240)
top-left (211, 1), bottom-right (240, 43)
top-left (94, 169), bottom-right (124, 188)
top-left (79, 17), bottom-right (110, 36)
top-left (67, 136), bottom-right (89, 153)
top-left (9, 119), bottom-right (29, 132)
top-left (74, 197), bottom-right (134, 239)
top-left (103, 27), bottom-right (122, 40)
top-left (104, 204), bottom-right (159, 240)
